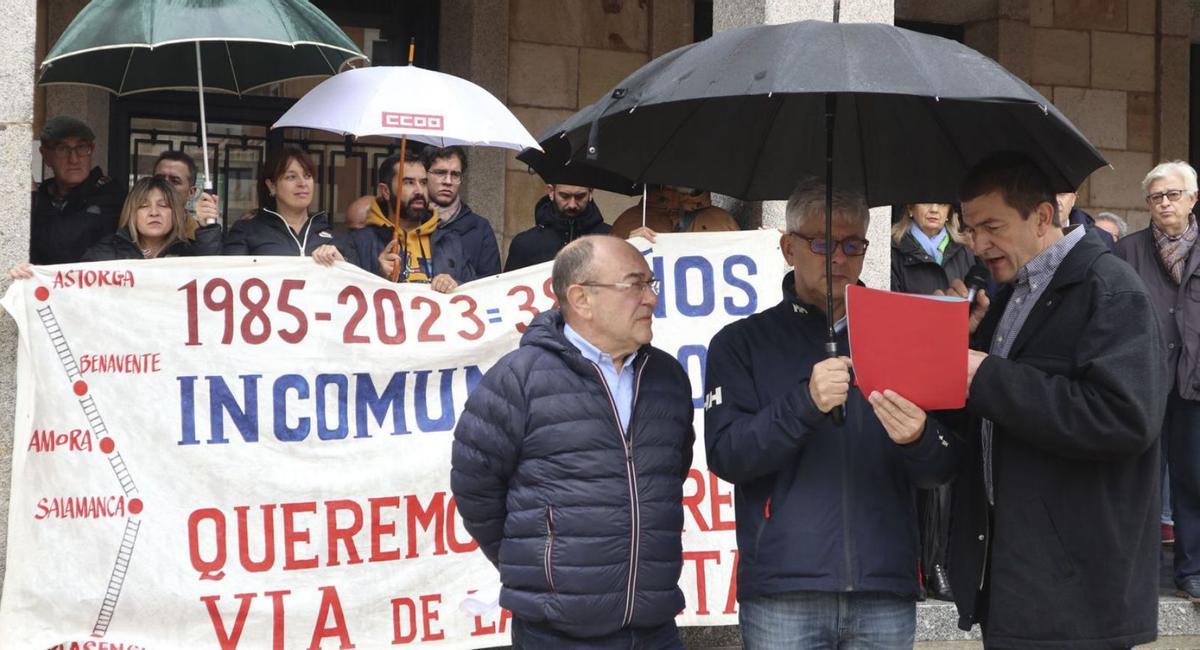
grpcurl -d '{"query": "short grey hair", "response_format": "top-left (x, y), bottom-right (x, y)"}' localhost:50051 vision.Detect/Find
top-left (1142, 160), bottom-right (1199, 194)
top-left (785, 177), bottom-right (869, 233)
top-left (551, 236), bottom-right (598, 308)
top-left (1094, 211), bottom-right (1128, 239)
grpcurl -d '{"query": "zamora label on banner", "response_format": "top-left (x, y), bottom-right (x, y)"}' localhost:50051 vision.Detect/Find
top-left (0, 231), bottom-right (784, 649)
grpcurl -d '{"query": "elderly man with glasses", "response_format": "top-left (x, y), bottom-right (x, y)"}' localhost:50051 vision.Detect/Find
top-left (30, 115), bottom-right (126, 264)
top-left (703, 178), bottom-right (956, 648)
top-left (1115, 160), bottom-right (1200, 601)
top-left (452, 235), bottom-right (694, 649)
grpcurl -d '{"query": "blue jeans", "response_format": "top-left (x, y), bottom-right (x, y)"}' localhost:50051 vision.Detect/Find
top-left (739, 591), bottom-right (915, 649)
top-left (510, 618), bottom-right (683, 650)
top-left (1167, 393), bottom-right (1200, 584)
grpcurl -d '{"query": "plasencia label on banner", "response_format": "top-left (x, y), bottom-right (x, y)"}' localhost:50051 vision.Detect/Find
top-left (0, 231), bottom-right (785, 649)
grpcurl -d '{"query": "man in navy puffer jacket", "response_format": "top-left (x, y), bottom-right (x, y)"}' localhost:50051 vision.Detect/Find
top-left (705, 180), bottom-right (957, 649)
top-left (452, 236), bottom-right (694, 649)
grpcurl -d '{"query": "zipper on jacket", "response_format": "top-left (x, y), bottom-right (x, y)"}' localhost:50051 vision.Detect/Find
top-left (588, 356), bottom-right (648, 628)
top-left (978, 492), bottom-right (990, 593)
top-left (842, 401), bottom-right (855, 591)
top-left (764, 496), bottom-right (772, 520)
top-left (264, 208), bottom-right (312, 255)
top-left (544, 505), bottom-right (557, 593)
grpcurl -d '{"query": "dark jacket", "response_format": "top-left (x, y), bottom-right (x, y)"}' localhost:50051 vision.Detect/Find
top-left (943, 230), bottom-right (1168, 648)
top-left (451, 310), bottom-right (694, 638)
top-left (348, 222), bottom-right (477, 284)
top-left (222, 209), bottom-right (355, 259)
top-left (704, 273), bottom-right (956, 601)
top-left (441, 202), bottom-right (501, 277)
top-left (82, 224), bottom-right (224, 261)
top-left (1114, 227), bottom-right (1200, 400)
top-left (504, 196), bottom-right (609, 272)
top-left (30, 167), bottom-right (126, 265)
top-left (891, 230), bottom-right (984, 294)
top-left (1068, 206), bottom-right (1116, 250)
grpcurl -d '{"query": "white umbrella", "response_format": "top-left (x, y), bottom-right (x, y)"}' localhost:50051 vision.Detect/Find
top-left (273, 65), bottom-right (540, 151)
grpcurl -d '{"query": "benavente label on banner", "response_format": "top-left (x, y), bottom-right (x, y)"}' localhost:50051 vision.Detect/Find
top-left (0, 231), bottom-right (785, 649)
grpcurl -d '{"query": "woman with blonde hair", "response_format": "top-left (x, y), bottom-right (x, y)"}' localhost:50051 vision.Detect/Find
top-left (81, 175), bottom-right (222, 261)
top-left (890, 203), bottom-right (983, 294)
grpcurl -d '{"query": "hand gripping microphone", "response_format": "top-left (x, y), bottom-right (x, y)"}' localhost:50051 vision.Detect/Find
top-left (963, 263), bottom-right (990, 304)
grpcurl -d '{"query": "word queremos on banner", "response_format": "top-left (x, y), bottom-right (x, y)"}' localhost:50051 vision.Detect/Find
top-left (0, 230), bottom-right (784, 649)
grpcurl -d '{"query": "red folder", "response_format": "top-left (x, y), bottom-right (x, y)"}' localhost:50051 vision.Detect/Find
top-left (846, 285), bottom-right (968, 410)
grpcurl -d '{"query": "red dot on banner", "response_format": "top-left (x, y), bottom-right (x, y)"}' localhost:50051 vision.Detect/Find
top-left (34, 287), bottom-right (49, 301)
top-left (99, 438), bottom-right (115, 454)
top-left (72, 380), bottom-right (88, 396)
top-left (128, 498), bottom-right (143, 515)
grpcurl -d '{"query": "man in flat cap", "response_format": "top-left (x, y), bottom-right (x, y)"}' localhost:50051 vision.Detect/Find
top-left (30, 115), bottom-right (125, 265)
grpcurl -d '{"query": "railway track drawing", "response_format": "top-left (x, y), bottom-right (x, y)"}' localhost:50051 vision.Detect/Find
top-left (35, 292), bottom-right (144, 638)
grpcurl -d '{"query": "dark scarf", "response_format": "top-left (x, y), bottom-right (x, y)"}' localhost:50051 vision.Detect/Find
top-left (1152, 213), bottom-right (1198, 285)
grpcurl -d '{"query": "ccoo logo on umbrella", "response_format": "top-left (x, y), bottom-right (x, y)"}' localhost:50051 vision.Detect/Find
top-left (381, 111), bottom-right (445, 131)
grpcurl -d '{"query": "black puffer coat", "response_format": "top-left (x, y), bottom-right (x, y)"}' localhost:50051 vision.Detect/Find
top-left (82, 224), bottom-right (223, 261)
top-left (222, 209), bottom-right (355, 259)
top-left (503, 196), bottom-right (609, 271)
top-left (451, 310), bottom-right (694, 638)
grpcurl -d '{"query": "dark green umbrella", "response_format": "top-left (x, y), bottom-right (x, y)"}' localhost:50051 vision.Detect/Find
top-left (39, 0), bottom-right (367, 188)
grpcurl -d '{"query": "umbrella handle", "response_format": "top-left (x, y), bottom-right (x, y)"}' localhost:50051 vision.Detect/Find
top-left (389, 136), bottom-right (409, 283)
top-left (196, 42), bottom-right (212, 191)
top-left (825, 341), bottom-right (846, 426)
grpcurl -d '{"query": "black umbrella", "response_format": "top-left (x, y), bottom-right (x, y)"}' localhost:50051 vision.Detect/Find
top-left (517, 135), bottom-right (642, 196)
top-left (541, 13), bottom-right (1105, 424)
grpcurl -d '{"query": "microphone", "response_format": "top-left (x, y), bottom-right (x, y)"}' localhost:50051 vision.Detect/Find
top-left (963, 263), bottom-right (989, 304)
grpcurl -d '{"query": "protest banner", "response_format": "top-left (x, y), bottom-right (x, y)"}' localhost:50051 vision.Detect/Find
top-left (0, 230), bottom-right (784, 649)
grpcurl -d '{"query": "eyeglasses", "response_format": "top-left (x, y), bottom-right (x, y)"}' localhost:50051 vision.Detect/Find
top-left (50, 143), bottom-right (94, 158)
top-left (580, 278), bottom-right (662, 295)
top-left (428, 169), bottom-right (464, 182)
top-left (789, 232), bottom-right (870, 256)
top-left (1146, 189), bottom-right (1188, 204)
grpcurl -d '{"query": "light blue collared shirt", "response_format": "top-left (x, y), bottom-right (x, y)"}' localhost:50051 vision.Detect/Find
top-left (563, 323), bottom-right (638, 434)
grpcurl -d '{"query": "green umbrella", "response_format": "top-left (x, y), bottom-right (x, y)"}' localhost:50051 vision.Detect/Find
top-left (39, 0), bottom-right (367, 189)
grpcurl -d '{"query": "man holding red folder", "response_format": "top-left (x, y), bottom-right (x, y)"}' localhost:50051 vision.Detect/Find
top-left (943, 152), bottom-right (1168, 648)
top-left (704, 179), bottom-right (957, 648)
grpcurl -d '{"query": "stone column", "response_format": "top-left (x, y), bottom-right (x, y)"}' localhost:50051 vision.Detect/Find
top-left (0, 0), bottom-right (38, 589)
top-left (712, 0), bottom-right (894, 291)
top-left (439, 0), bottom-right (510, 246)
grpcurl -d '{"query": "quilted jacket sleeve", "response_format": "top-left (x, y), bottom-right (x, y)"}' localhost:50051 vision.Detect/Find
top-left (450, 358), bottom-right (528, 566)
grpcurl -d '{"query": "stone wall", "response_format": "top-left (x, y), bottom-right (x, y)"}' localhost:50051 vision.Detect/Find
top-left (0, 0), bottom-right (37, 590)
top-left (502, 0), bottom-right (694, 257)
top-left (900, 0), bottom-right (1197, 233)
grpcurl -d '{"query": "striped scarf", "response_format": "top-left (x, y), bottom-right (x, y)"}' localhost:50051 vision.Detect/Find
top-left (1152, 213), bottom-right (1198, 285)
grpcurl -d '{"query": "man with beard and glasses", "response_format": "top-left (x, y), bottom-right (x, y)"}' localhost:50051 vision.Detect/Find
top-left (349, 150), bottom-right (475, 293)
top-left (504, 183), bottom-right (611, 272)
top-left (423, 146), bottom-right (501, 277)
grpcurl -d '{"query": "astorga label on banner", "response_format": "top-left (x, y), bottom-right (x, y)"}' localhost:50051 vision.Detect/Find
top-left (0, 231), bottom-right (785, 649)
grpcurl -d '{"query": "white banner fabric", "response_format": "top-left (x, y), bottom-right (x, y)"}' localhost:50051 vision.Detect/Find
top-left (0, 231), bottom-right (785, 649)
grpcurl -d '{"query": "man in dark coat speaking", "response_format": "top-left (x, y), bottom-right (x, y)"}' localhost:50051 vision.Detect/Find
top-left (945, 152), bottom-right (1168, 648)
top-left (451, 236), bottom-right (695, 648)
